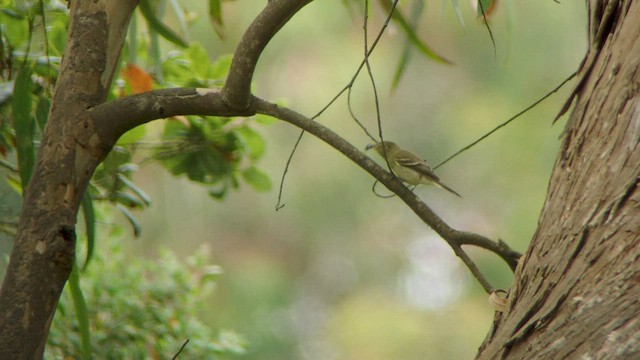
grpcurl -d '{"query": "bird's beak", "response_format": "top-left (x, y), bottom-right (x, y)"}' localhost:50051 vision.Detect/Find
top-left (365, 143), bottom-right (375, 151)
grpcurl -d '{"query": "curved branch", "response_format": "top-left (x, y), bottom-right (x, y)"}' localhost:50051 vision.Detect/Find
top-left (90, 89), bottom-right (522, 276)
top-left (221, 0), bottom-right (314, 110)
top-left (89, 88), bottom-right (255, 149)
top-left (250, 97), bottom-right (522, 272)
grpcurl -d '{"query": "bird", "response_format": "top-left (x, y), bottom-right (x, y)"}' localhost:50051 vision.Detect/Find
top-left (366, 141), bottom-right (461, 197)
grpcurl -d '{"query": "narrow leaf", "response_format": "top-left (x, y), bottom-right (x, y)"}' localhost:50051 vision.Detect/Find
top-left (6, 174), bottom-right (22, 195)
top-left (116, 191), bottom-right (147, 208)
top-left (208, 181), bottom-right (229, 200)
top-left (379, 0), bottom-right (452, 64)
top-left (80, 191), bottom-right (96, 270)
top-left (117, 204), bottom-right (142, 238)
top-left (451, 0), bottom-right (465, 27)
top-left (117, 174), bottom-right (152, 206)
top-left (35, 96), bottom-right (50, 132)
top-left (208, 0), bottom-right (225, 39)
top-left (68, 262), bottom-right (92, 360)
top-left (168, 0), bottom-right (190, 37)
top-left (11, 67), bottom-right (35, 190)
top-left (138, 0), bottom-right (189, 48)
top-left (391, 0), bottom-right (424, 92)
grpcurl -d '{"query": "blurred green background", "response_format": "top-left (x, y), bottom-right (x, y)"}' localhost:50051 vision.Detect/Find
top-left (132, 1), bottom-right (586, 358)
top-left (0, 0), bottom-right (587, 359)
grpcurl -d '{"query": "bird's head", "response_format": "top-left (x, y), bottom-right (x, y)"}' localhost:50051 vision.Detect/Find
top-left (365, 141), bottom-right (397, 154)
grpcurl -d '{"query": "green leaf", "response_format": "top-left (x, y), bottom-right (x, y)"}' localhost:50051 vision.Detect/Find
top-left (253, 113), bottom-right (276, 125)
top-left (391, 0), bottom-right (424, 92)
top-left (93, 147), bottom-right (133, 194)
top-left (378, 0), bottom-right (452, 64)
top-left (0, 81), bottom-right (14, 106)
top-left (68, 262), bottom-right (92, 360)
top-left (117, 124), bottom-right (146, 145)
top-left (100, 146), bottom-right (132, 175)
top-left (138, 0), bottom-right (188, 48)
top-left (117, 174), bottom-right (151, 206)
top-left (35, 96), bottom-right (50, 132)
top-left (241, 166), bottom-right (271, 192)
top-left (80, 191), bottom-right (96, 270)
top-left (116, 191), bottom-right (147, 208)
top-left (186, 44), bottom-right (213, 79)
top-left (208, 0), bottom-right (225, 39)
top-left (237, 126), bottom-right (265, 160)
top-left (6, 174), bottom-right (22, 195)
top-left (208, 181), bottom-right (229, 200)
top-left (158, 117), bottom-right (237, 184)
top-left (117, 205), bottom-right (142, 238)
top-left (0, 11), bottom-right (28, 48)
top-left (0, 8), bottom-right (25, 20)
top-left (47, 17), bottom-right (68, 56)
top-left (208, 53), bottom-right (233, 80)
top-left (11, 67), bottom-right (35, 190)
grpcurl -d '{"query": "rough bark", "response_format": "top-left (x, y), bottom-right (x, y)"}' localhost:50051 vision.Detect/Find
top-left (0, 1), bottom-right (139, 358)
top-left (477, 1), bottom-right (640, 358)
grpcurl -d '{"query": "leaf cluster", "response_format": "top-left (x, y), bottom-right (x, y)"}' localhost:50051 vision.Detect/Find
top-left (47, 234), bottom-right (246, 359)
top-left (0, 3), bottom-right (271, 355)
top-left (0, 2), bottom-right (273, 235)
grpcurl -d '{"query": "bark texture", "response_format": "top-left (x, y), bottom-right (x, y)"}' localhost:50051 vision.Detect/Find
top-left (477, 1), bottom-right (640, 358)
top-left (0, 1), bottom-right (139, 358)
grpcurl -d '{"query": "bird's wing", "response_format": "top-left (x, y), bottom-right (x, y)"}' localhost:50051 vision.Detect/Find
top-left (393, 149), bottom-right (441, 181)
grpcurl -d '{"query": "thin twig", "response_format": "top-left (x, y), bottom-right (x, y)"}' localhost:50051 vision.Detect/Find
top-left (477, 0), bottom-right (497, 58)
top-left (312, 0), bottom-right (400, 120)
top-left (434, 71), bottom-right (578, 170)
top-left (274, 0), bottom-right (399, 209)
top-left (452, 244), bottom-right (494, 293)
top-left (347, 84), bottom-right (377, 142)
top-left (372, 180), bottom-right (396, 198)
top-left (171, 339), bottom-right (189, 360)
top-left (274, 128), bottom-right (305, 210)
top-left (252, 96), bottom-right (522, 275)
top-left (363, 0), bottom-right (396, 177)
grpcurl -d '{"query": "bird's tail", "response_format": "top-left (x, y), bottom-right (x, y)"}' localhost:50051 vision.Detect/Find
top-left (435, 180), bottom-right (462, 197)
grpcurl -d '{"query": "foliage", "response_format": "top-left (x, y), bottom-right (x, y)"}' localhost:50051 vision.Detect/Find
top-left (46, 230), bottom-right (246, 359)
top-left (155, 45), bottom-right (271, 199)
top-left (0, 2), bottom-right (272, 232)
top-left (0, 1), bottom-right (268, 355)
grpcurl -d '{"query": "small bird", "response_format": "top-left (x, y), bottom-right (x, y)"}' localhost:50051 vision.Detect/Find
top-left (366, 141), bottom-right (461, 197)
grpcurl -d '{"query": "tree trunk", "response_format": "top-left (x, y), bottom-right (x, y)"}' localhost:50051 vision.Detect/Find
top-left (0, 1), bottom-right (138, 358)
top-left (477, 1), bottom-right (640, 358)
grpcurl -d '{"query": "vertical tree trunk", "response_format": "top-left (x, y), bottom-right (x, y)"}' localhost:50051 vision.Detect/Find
top-left (477, 1), bottom-right (640, 358)
top-left (0, 1), bottom-right (138, 358)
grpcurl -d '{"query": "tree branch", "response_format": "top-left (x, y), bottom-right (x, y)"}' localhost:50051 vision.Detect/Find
top-left (90, 88), bottom-right (254, 150)
top-left (84, 0), bottom-right (521, 301)
top-left (90, 90), bottom-right (521, 279)
top-left (221, 0), bottom-right (314, 110)
top-left (250, 97), bottom-right (522, 274)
